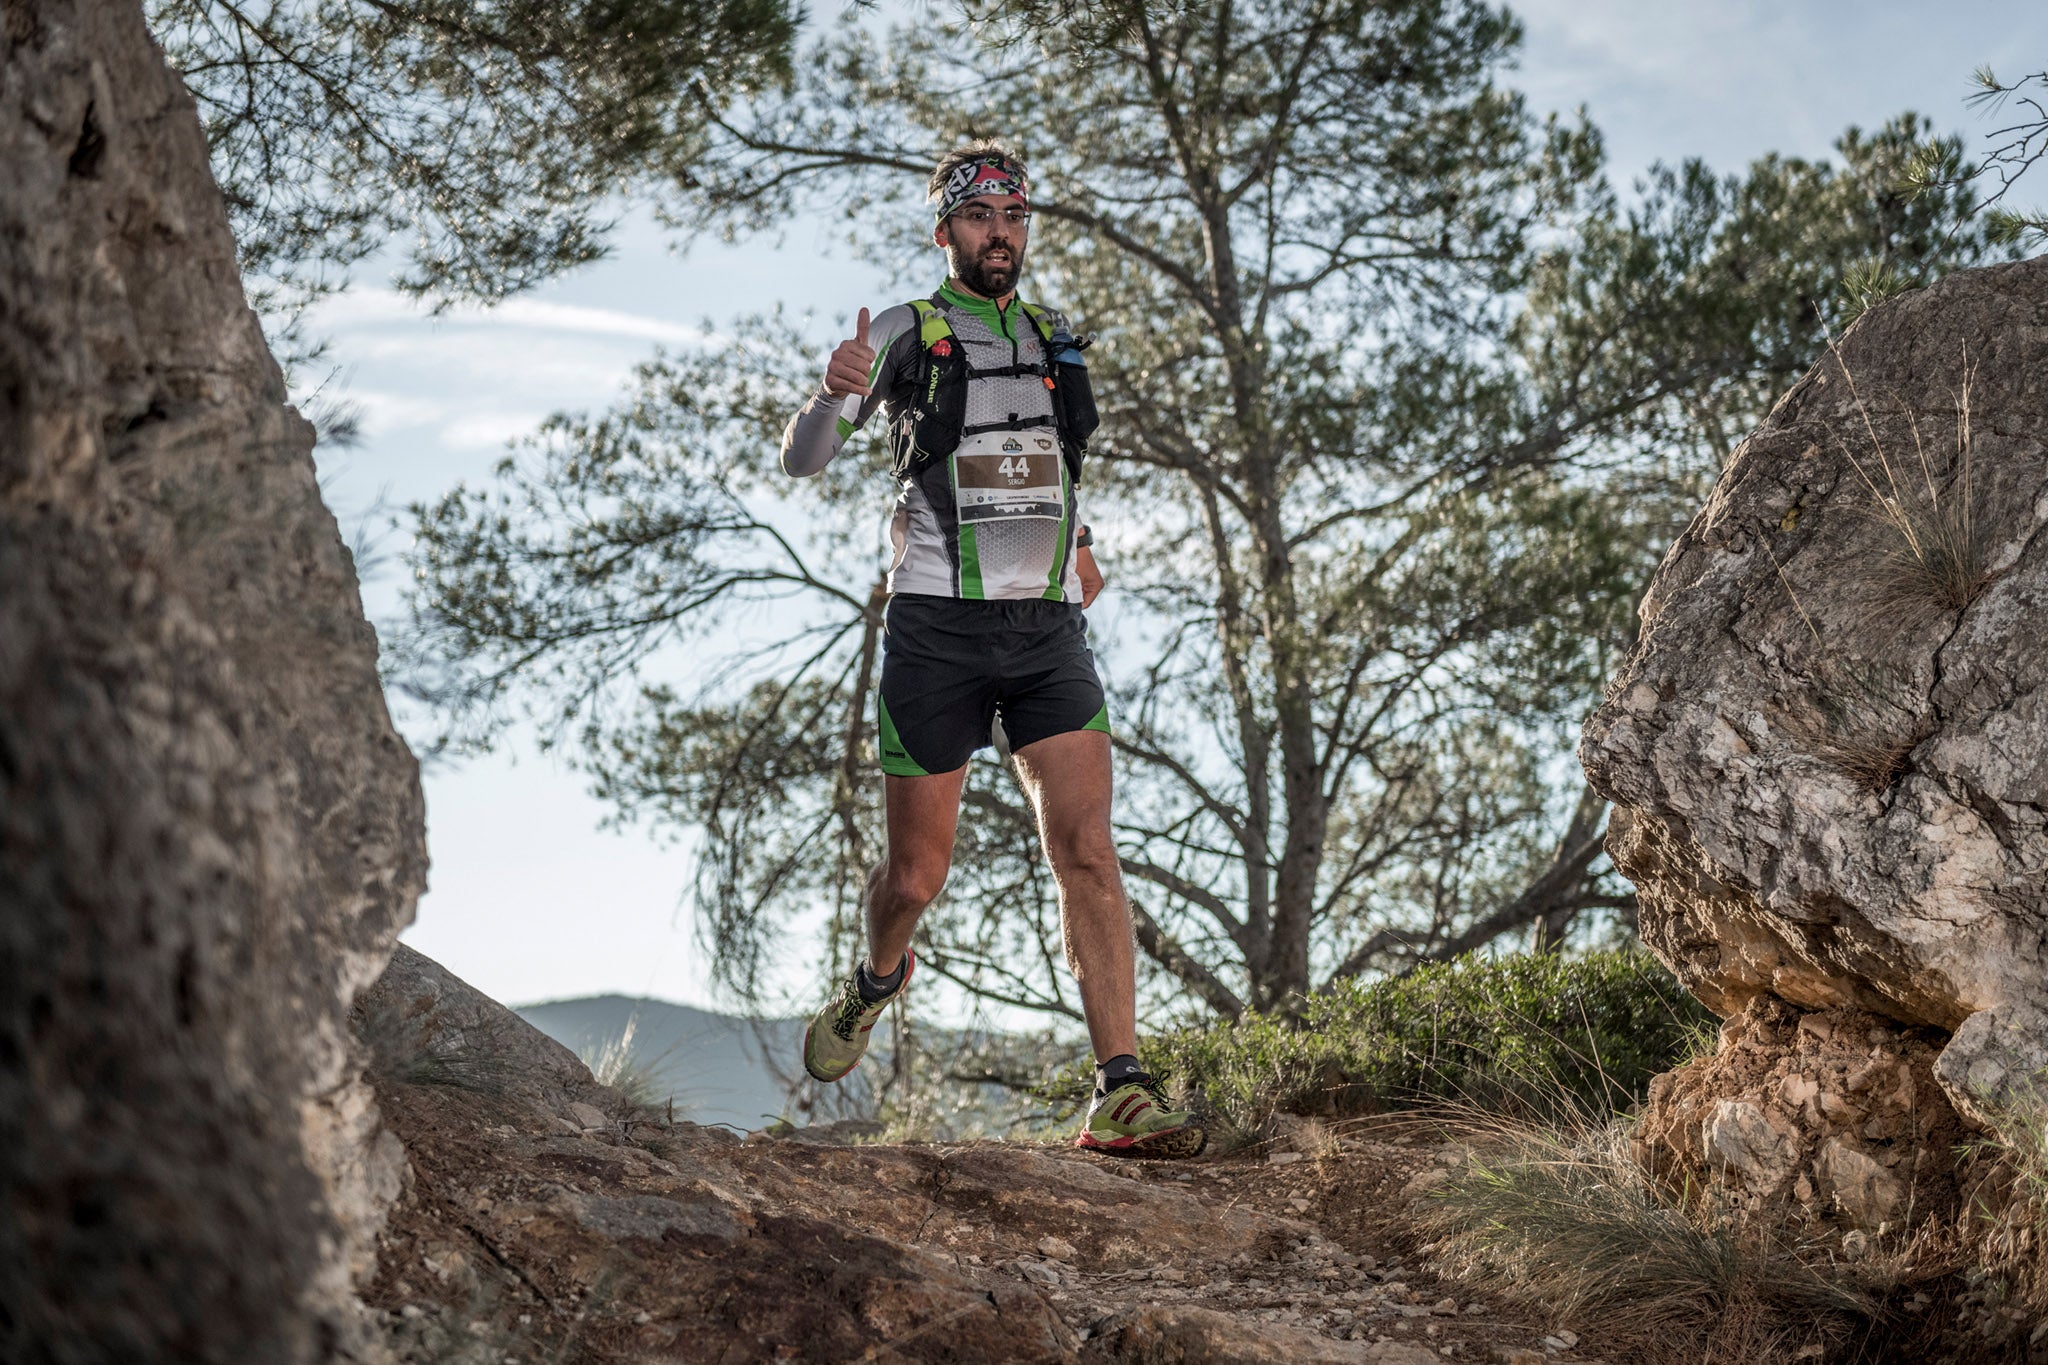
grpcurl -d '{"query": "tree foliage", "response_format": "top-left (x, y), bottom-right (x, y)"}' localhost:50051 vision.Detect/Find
top-left (149, 0), bottom-right (798, 314)
top-left (399, 0), bottom-right (2004, 1021)
top-left (1908, 64), bottom-right (2048, 248)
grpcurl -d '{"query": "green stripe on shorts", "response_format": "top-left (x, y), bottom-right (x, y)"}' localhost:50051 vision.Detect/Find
top-left (1083, 704), bottom-right (1112, 735)
top-left (876, 693), bottom-right (931, 776)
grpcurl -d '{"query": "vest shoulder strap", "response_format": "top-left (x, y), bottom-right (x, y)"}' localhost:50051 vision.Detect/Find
top-left (916, 294), bottom-right (1051, 380)
top-left (905, 296), bottom-right (956, 349)
top-left (1016, 300), bottom-right (1058, 339)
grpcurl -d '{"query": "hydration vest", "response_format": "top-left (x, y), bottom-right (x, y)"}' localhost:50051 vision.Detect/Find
top-left (886, 293), bottom-right (1100, 484)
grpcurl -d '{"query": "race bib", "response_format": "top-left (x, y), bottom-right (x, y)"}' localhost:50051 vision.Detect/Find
top-left (953, 429), bottom-right (1064, 522)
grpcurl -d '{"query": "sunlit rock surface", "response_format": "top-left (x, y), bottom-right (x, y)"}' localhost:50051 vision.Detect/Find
top-left (1582, 257), bottom-right (2048, 1127)
top-left (355, 949), bottom-right (1476, 1363)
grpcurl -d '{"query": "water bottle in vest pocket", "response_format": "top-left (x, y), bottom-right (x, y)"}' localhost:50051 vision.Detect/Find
top-left (1042, 321), bottom-right (1099, 484)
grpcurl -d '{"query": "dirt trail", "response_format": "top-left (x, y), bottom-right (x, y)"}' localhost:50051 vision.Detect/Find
top-left (363, 1073), bottom-right (1609, 1364)
top-left (353, 947), bottom-right (1607, 1362)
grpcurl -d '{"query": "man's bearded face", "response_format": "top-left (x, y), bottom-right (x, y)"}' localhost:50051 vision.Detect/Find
top-left (943, 197), bottom-right (1029, 297)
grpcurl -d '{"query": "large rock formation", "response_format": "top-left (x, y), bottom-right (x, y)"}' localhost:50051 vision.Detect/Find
top-left (0, 1), bottom-right (427, 1358)
top-left (1582, 257), bottom-right (2048, 1129)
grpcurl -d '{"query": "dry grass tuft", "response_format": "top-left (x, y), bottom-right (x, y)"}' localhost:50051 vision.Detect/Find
top-left (1420, 1111), bottom-right (1879, 1365)
top-left (1762, 553), bottom-right (1933, 792)
top-left (1803, 730), bottom-right (1923, 792)
top-left (1417, 1093), bottom-right (2048, 1362)
top-left (579, 1014), bottom-right (684, 1112)
top-left (1826, 340), bottom-right (2000, 620)
top-left (1199, 1105), bottom-right (1278, 1159)
top-left (1290, 1115), bottom-right (1346, 1162)
top-left (1782, 662), bottom-right (1932, 793)
top-left (1940, 1094), bottom-right (2048, 1349)
top-left (1762, 345), bottom-right (2003, 786)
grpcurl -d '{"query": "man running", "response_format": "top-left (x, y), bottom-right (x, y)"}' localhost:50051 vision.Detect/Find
top-left (778, 142), bottom-right (1204, 1158)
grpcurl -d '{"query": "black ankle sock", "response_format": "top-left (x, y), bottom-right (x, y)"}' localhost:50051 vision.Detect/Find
top-left (1095, 1053), bottom-right (1144, 1094)
top-left (856, 954), bottom-right (907, 1004)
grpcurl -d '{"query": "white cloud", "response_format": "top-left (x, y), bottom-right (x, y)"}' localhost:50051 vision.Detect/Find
top-left (344, 387), bottom-right (459, 435)
top-left (309, 285), bottom-right (712, 349)
top-left (490, 296), bottom-right (712, 347)
top-left (1513, 0), bottom-right (1762, 85)
top-left (344, 327), bottom-right (642, 393)
top-left (440, 411), bottom-right (553, 452)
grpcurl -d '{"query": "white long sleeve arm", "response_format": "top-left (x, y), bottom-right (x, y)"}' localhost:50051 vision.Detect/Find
top-left (777, 303), bottom-right (917, 477)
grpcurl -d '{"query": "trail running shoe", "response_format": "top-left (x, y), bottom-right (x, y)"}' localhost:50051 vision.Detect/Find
top-left (1075, 1074), bottom-right (1207, 1159)
top-left (802, 951), bottom-right (914, 1083)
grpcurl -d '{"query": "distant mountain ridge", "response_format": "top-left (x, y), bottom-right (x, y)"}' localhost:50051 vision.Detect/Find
top-left (515, 994), bottom-right (809, 1133)
top-left (515, 992), bottom-right (1062, 1138)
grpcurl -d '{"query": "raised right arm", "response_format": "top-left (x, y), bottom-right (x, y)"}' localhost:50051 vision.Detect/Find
top-left (780, 303), bottom-right (918, 477)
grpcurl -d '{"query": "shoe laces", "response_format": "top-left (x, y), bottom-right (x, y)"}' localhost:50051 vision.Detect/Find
top-left (1098, 1071), bottom-right (1171, 1111)
top-left (830, 979), bottom-right (869, 1041)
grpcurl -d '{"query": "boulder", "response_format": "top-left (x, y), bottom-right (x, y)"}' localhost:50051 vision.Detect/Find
top-left (354, 949), bottom-right (1407, 1362)
top-left (1582, 257), bottom-right (2048, 1128)
top-left (1, 0), bottom-right (425, 1358)
top-left (355, 942), bottom-right (622, 1129)
top-left (358, 950), bottom-right (1284, 1362)
top-left (1701, 1099), bottom-right (1800, 1195)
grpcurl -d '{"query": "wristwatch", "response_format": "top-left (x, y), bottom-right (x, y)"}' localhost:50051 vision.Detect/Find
top-left (1076, 525), bottom-right (1093, 549)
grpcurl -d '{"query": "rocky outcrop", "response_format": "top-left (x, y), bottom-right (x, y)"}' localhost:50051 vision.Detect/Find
top-left (1634, 996), bottom-right (1974, 1232)
top-left (1582, 257), bottom-right (2048, 1128)
top-left (358, 953), bottom-right (1289, 1362)
top-left (1, 0), bottom-right (426, 1359)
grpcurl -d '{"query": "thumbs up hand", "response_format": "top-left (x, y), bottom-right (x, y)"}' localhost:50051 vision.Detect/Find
top-left (823, 307), bottom-right (877, 397)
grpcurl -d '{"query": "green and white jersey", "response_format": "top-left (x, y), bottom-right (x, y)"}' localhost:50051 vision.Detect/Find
top-left (781, 281), bottom-right (1083, 602)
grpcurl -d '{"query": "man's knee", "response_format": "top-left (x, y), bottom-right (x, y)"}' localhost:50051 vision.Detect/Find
top-left (1047, 826), bottom-right (1120, 884)
top-left (875, 857), bottom-right (949, 910)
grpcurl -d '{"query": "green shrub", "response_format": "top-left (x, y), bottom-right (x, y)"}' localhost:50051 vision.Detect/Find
top-left (1124, 950), bottom-right (1712, 1130)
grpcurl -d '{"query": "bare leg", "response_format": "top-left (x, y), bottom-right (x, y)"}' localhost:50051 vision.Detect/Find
top-left (866, 766), bottom-right (970, 976)
top-left (1010, 729), bottom-right (1138, 1061)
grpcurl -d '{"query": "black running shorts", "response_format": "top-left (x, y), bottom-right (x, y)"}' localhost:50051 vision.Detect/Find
top-left (876, 594), bottom-right (1111, 777)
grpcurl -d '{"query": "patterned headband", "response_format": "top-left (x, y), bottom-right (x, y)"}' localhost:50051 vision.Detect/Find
top-left (932, 154), bottom-right (1030, 222)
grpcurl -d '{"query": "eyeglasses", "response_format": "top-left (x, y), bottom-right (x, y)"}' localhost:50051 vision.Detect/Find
top-left (952, 205), bottom-right (1032, 228)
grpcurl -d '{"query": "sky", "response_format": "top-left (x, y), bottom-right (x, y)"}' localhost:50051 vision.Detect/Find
top-left (304, 1), bottom-right (2048, 1017)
